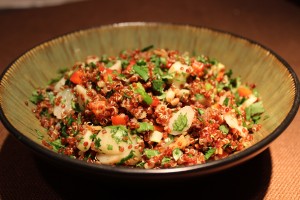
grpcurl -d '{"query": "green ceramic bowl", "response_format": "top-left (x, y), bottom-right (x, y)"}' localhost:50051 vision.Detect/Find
top-left (0, 22), bottom-right (299, 179)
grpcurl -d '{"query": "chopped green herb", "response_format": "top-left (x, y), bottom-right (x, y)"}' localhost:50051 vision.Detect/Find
top-left (135, 82), bottom-right (153, 105)
top-left (223, 97), bottom-right (229, 106)
top-left (161, 72), bottom-right (174, 80)
top-left (209, 58), bottom-right (218, 65)
top-left (204, 148), bottom-right (216, 160)
top-left (83, 151), bottom-right (92, 161)
top-left (100, 54), bottom-right (109, 64)
top-left (250, 101), bottom-right (265, 116)
top-left (141, 45), bottom-right (154, 52)
top-left (49, 139), bottom-right (65, 152)
top-left (89, 134), bottom-right (97, 140)
top-left (219, 125), bottom-right (229, 134)
top-left (245, 106), bottom-right (252, 121)
top-left (136, 161), bottom-right (146, 168)
top-left (152, 79), bottom-right (164, 93)
top-left (172, 148), bottom-right (183, 161)
top-left (67, 116), bottom-right (75, 126)
top-left (71, 101), bottom-right (82, 112)
top-left (136, 122), bottom-right (154, 133)
top-left (217, 83), bottom-right (225, 92)
top-left (156, 92), bottom-right (166, 100)
top-left (144, 149), bottom-right (160, 158)
top-left (136, 59), bottom-right (147, 66)
top-left (30, 90), bottom-right (44, 104)
top-left (161, 157), bottom-right (171, 165)
top-left (108, 125), bottom-right (131, 144)
top-left (94, 138), bottom-right (101, 148)
top-left (233, 106), bottom-right (242, 116)
top-left (172, 113), bottom-right (188, 131)
top-left (40, 108), bottom-right (50, 118)
top-left (106, 90), bottom-right (115, 98)
top-left (165, 135), bottom-right (174, 145)
top-left (48, 68), bottom-right (68, 84)
top-left (47, 92), bottom-right (55, 105)
top-left (205, 83), bottom-right (212, 91)
top-left (60, 123), bottom-right (68, 138)
top-left (160, 57), bottom-right (167, 65)
top-left (225, 69), bottom-right (233, 78)
top-left (245, 101), bottom-right (265, 122)
top-left (89, 62), bottom-right (97, 68)
top-left (34, 129), bottom-right (44, 140)
top-left (153, 64), bottom-right (163, 77)
top-left (222, 143), bottom-right (231, 149)
top-left (133, 65), bottom-right (149, 81)
top-left (197, 55), bottom-right (208, 63)
top-left (117, 150), bottom-right (135, 165)
top-left (252, 115), bottom-right (261, 123)
top-left (197, 108), bottom-right (205, 115)
top-left (121, 59), bottom-right (129, 69)
top-left (107, 144), bottom-right (113, 150)
top-left (195, 93), bottom-right (205, 101)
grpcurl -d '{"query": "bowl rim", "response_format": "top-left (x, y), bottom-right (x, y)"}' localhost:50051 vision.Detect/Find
top-left (1, 22), bottom-right (299, 178)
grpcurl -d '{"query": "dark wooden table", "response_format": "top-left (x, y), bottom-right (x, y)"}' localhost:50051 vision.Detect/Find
top-left (0, 0), bottom-right (299, 199)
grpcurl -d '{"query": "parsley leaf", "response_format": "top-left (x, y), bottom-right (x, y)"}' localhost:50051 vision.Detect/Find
top-left (172, 113), bottom-right (188, 131)
top-left (29, 90), bottom-right (44, 104)
top-left (249, 101), bottom-right (265, 116)
top-left (107, 144), bottom-right (113, 150)
top-left (89, 134), bottom-right (97, 140)
top-left (219, 125), bottom-right (229, 134)
top-left (108, 126), bottom-right (131, 144)
top-left (152, 79), bottom-right (164, 93)
top-left (144, 149), bottom-right (160, 158)
top-left (94, 138), bottom-right (101, 148)
top-left (49, 139), bottom-right (65, 152)
top-left (245, 101), bottom-right (265, 122)
top-left (117, 150), bottom-right (135, 165)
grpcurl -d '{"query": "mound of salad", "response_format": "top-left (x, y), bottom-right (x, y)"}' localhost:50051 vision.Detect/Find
top-left (29, 45), bottom-right (265, 169)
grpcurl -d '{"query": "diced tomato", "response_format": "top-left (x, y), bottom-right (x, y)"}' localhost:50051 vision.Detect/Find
top-left (126, 60), bottom-right (136, 71)
top-left (88, 100), bottom-right (106, 116)
top-left (238, 86), bottom-right (252, 97)
top-left (70, 70), bottom-right (84, 84)
top-left (191, 60), bottom-right (205, 76)
top-left (216, 71), bottom-right (225, 82)
top-left (103, 69), bottom-right (115, 82)
top-left (154, 125), bottom-right (164, 132)
top-left (98, 63), bottom-right (105, 72)
top-left (166, 61), bottom-right (173, 69)
top-left (151, 96), bottom-right (160, 107)
top-left (111, 114), bottom-right (128, 125)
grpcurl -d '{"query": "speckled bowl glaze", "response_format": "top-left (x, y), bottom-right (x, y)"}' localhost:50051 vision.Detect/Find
top-left (0, 22), bottom-right (299, 180)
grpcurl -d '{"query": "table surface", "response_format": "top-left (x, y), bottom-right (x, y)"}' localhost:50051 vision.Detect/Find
top-left (0, 0), bottom-right (299, 199)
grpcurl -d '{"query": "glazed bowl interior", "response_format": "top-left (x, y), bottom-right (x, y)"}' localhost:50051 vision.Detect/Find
top-left (0, 22), bottom-right (299, 178)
